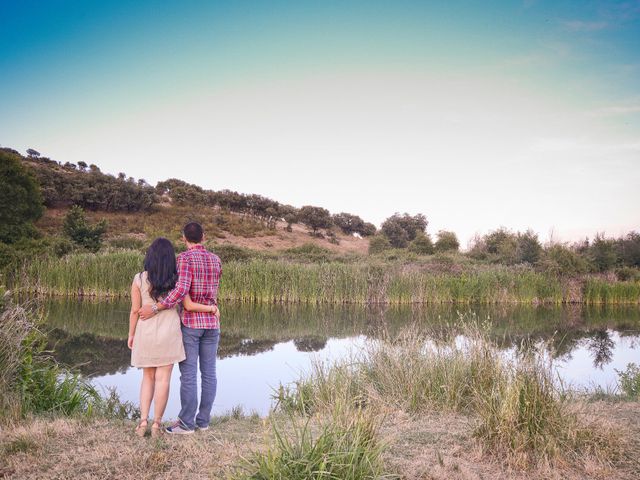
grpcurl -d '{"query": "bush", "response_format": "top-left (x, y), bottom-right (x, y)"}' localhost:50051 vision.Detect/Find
top-left (615, 267), bottom-right (640, 282)
top-left (380, 213), bottom-right (428, 248)
top-left (210, 243), bottom-right (256, 263)
top-left (516, 230), bottom-right (542, 264)
top-left (407, 232), bottom-right (434, 255)
top-left (589, 234), bottom-right (618, 272)
top-left (368, 235), bottom-right (392, 254)
top-left (539, 244), bottom-right (589, 277)
top-left (298, 206), bottom-right (333, 235)
top-left (63, 206), bottom-right (107, 252)
top-left (616, 363), bottom-right (640, 398)
top-left (434, 230), bottom-right (459, 252)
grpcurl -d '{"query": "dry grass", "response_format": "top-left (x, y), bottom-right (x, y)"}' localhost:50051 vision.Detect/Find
top-left (1, 402), bottom-right (638, 480)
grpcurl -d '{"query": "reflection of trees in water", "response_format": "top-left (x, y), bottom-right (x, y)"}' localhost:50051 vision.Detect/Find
top-left (43, 299), bottom-right (640, 371)
top-left (48, 328), bottom-right (131, 377)
top-left (293, 336), bottom-right (327, 352)
top-left (586, 330), bottom-right (615, 369)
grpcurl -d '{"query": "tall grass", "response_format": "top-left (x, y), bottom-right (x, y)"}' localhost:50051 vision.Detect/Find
top-left (274, 323), bottom-right (621, 467)
top-left (236, 403), bottom-right (396, 480)
top-left (583, 278), bottom-right (640, 304)
top-left (0, 297), bottom-right (136, 421)
top-left (21, 252), bottom-right (637, 304)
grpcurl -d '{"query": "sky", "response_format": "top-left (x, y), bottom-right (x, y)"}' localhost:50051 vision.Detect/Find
top-left (1, 0), bottom-right (639, 246)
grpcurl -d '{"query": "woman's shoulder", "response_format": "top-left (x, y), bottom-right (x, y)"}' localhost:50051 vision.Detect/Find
top-left (132, 271), bottom-right (148, 286)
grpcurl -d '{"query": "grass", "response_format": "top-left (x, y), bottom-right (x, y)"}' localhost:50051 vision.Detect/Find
top-left (20, 251), bottom-right (640, 304)
top-left (0, 296), bottom-right (136, 422)
top-left (274, 322), bottom-right (625, 469)
top-left (235, 405), bottom-right (396, 480)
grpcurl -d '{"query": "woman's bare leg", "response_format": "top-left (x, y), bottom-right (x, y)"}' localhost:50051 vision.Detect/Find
top-left (152, 364), bottom-right (174, 423)
top-left (140, 367), bottom-right (156, 421)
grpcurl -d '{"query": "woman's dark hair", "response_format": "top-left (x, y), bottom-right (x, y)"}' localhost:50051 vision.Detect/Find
top-left (143, 237), bottom-right (177, 301)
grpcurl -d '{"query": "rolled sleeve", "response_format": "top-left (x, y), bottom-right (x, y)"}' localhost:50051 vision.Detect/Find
top-left (160, 255), bottom-right (192, 308)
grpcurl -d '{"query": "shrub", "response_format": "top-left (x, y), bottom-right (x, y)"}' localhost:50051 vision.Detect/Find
top-left (539, 244), bottom-right (589, 277)
top-left (615, 267), bottom-right (640, 282)
top-left (434, 230), bottom-right (459, 252)
top-left (589, 234), bottom-right (618, 272)
top-left (368, 235), bottom-right (392, 254)
top-left (63, 205), bottom-right (108, 252)
top-left (516, 230), bottom-right (543, 264)
top-left (298, 206), bottom-right (333, 235)
top-left (407, 232), bottom-right (434, 255)
top-left (616, 363), bottom-right (640, 398)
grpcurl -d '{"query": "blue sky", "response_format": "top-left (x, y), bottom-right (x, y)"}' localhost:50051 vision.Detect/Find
top-left (1, 0), bottom-right (639, 244)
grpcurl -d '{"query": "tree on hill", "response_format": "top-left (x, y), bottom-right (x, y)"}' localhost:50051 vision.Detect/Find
top-left (299, 206), bottom-right (333, 235)
top-left (26, 148), bottom-right (41, 158)
top-left (0, 150), bottom-right (44, 243)
top-left (63, 205), bottom-right (107, 252)
top-left (380, 213), bottom-right (428, 248)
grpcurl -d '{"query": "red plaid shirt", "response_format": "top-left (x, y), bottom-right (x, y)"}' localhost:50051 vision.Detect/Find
top-left (160, 244), bottom-right (222, 329)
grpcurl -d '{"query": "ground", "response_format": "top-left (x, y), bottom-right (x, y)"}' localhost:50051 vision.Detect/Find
top-left (1, 401), bottom-right (638, 479)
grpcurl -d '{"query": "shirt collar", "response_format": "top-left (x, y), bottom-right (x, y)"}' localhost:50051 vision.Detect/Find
top-left (188, 244), bottom-right (205, 250)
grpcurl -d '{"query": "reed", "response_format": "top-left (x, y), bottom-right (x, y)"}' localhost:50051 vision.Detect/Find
top-left (583, 278), bottom-right (640, 304)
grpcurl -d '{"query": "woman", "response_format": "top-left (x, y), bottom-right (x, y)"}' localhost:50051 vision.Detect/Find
top-left (128, 237), bottom-right (217, 437)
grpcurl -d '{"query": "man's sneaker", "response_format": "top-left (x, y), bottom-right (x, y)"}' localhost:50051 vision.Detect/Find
top-left (196, 425), bottom-right (209, 431)
top-left (165, 421), bottom-right (194, 435)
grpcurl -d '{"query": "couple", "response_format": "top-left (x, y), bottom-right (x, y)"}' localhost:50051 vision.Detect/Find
top-left (127, 222), bottom-right (222, 437)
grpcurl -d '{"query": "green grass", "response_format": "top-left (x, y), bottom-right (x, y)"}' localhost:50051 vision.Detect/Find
top-left (235, 407), bottom-right (396, 480)
top-left (22, 251), bottom-right (639, 304)
top-left (616, 363), bottom-right (640, 398)
top-left (583, 278), bottom-right (640, 304)
top-left (274, 323), bottom-right (622, 468)
top-left (0, 297), bottom-right (137, 421)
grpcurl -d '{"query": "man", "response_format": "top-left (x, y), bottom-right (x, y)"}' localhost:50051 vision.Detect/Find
top-left (138, 222), bottom-right (222, 434)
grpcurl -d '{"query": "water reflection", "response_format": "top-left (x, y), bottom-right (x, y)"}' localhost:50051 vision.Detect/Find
top-left (43, 299), bottom-right (640, 374)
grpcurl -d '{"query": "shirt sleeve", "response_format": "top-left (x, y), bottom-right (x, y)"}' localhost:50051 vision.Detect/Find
top-left (160, 254), bottom-right (192, 308)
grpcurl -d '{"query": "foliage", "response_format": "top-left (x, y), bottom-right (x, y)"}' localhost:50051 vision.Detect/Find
top-left (434, 230), bottom-right (459, 252)
top-left (516, 230), bottom-right (543, 264)
top-left (587, 234), bottom-right (620, 272)
top-left (407, 232), bottom-right (434, 255)
top-left (380, 213), bottom-right (428, 248)
top-left (63, 206), bottom-right (108, 252)
top-left (0, 149), bottom-right (44, 243)
top-left (236, 409), bottom-right (392, 480)
top-left (615, 266), bottom-right (640, 282)
top-left (368, 235), bottom-right (392, 254)
top-left (332, 212), bottom-right (375, 237)
top-left (539, 244), bottom-right (589, 277)
top-left (0, 298), bottom-right (136, 421)
top-left (298, 205), bottom-right (333, 234)
top-left (616, 363), bottom-right (640, 398)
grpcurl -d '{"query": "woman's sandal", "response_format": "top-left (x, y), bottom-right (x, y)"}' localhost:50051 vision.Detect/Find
top-left (135, 419), bottom-right (148, 437)
top-left (151, 420), bottom-right (163, 438)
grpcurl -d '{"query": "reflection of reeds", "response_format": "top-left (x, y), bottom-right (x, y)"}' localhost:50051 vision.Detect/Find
top-left (274, 323), bottom-right (623, 468)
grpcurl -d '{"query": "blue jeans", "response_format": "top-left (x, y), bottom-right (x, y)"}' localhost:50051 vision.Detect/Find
top-left (178, 326), bottom-right (220, 430)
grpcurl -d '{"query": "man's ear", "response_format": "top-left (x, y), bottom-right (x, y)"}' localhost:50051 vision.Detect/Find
top-left (201, 233), bottom-right (206, 243)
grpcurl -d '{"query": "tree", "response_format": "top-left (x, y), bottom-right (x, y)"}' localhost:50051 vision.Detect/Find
top-left (77, 161), bottom-right (88, 171)
top-left (359, 222), bottom-right (377, 237)
top-left (589, 234), bottom-right (618, 272)
top-left (434, 230), bottom-right (459, 252)
top-left (380, 213), bottom-right (428, 248)
top-left (516, 230), bottom-right (542, 264)
top-left (0, 150), bottom-right (44, 243)
top-left (298, 206), bottom-right (333, 235)
top-left (26, 148), bottom-right (41, 158)
top-left (332, 213), bottom-right (364, 235)
top-left (408, 232), bottom-right (434, 255)
top-left (63, 205), bottom-right (107, 252)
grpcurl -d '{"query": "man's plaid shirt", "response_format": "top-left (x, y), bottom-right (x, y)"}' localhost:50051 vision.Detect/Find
top-left (160, 244), bottom-right (222, 329)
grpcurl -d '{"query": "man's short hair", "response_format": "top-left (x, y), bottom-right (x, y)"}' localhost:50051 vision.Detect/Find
top-left (183, 222), bottom-right (204, 243)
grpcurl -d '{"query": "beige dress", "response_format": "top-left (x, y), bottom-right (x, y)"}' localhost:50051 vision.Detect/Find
top-left (131, 272), bottom-right (186, 367)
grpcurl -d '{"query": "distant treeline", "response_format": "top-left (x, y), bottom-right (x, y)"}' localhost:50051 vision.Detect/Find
top-left (9, 148), bottom-right (376, 237)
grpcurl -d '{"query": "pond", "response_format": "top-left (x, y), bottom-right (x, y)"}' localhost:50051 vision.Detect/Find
top-left (43, 299), bottom-right (640, 417)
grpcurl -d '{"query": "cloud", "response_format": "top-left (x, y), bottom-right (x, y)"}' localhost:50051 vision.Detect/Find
top-left (561, 20), bottom-right (609, 32)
